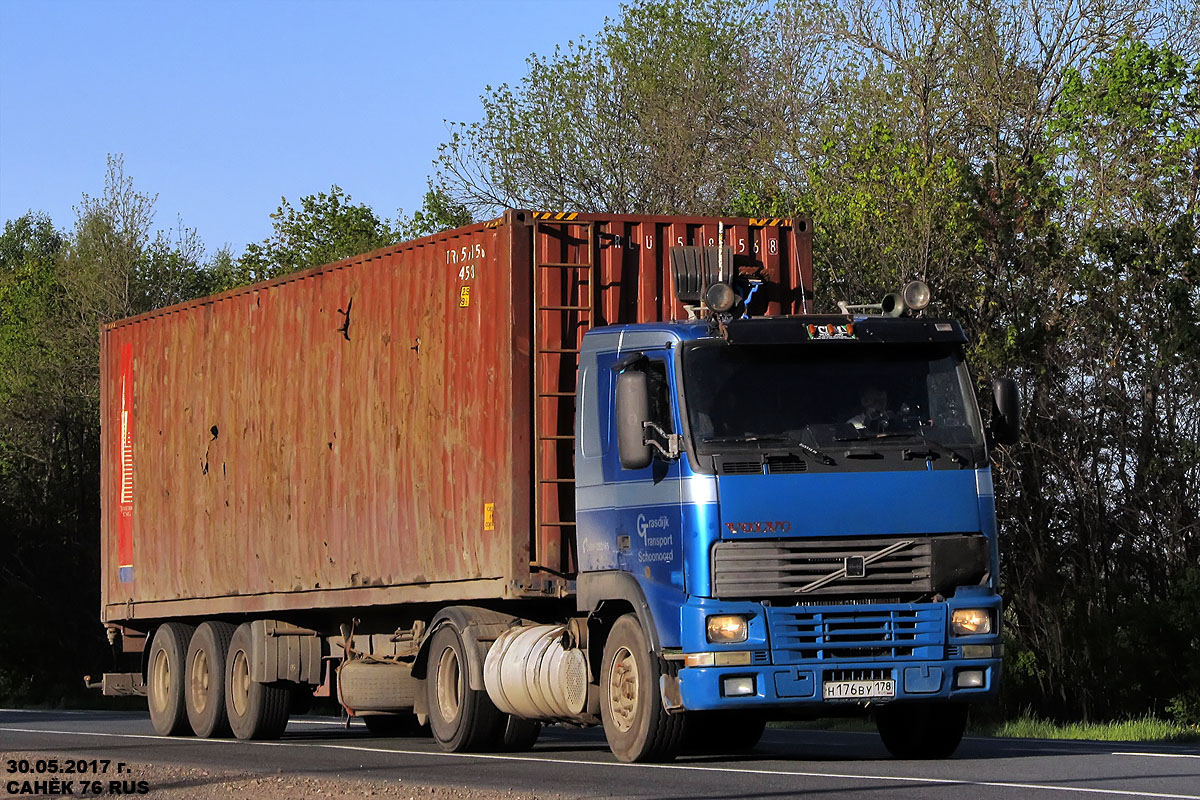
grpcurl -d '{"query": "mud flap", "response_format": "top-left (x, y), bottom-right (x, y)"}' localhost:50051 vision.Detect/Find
top-left (660, 673), bottom-right (683, 713)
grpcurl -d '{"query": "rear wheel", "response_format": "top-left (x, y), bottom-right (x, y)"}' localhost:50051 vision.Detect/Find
top-left (224, 623), bottom-right (291, 740)
top-left (600, 614), bottom-right (684, 763)
top-left (148, 623), bottom-right (195, 736)
top-left (876, 702), bottom-right (968, 759)
top-left (498, 715), bottom-right (541, 752)
top-left (425, 625), bottom-right (504, 752)
top-left (185, 621), bottom-right (235, 737)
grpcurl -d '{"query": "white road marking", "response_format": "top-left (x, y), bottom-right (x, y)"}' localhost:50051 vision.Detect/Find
top-left (2, 726), bottom-right (1198, 799)
top-left (1113, 752), bottom-right (1200, 760)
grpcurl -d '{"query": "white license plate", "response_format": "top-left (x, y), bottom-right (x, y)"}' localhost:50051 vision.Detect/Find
top-left (822, 679), bottom-right (895, 700)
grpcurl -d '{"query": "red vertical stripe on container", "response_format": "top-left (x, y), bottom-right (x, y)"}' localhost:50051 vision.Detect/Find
top-left (117, 342), bottom-right (134, 582)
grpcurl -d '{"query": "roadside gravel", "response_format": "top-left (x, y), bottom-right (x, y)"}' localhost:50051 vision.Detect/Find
top-left (2, 751), bottom-right (565, 799)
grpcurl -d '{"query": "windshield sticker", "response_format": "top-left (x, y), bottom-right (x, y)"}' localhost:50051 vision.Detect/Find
top-left (808, 323), bottom-right (855, 340)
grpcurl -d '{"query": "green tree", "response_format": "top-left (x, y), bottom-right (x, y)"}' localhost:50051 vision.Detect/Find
top-left (232, 186), bottom-right (398, 287)
top-left (1009, 38), bottom-right (1200, 719)
top-left (437, 0), bottom-right (770, 216)
top-left (0, 209), bottom-right (103, 704)
top-left (0, 213), bottom-right (65, 406)
top-left (0, 156), bottom-right (217, 704)
top-left (395, 183), bottom-right (474, 241)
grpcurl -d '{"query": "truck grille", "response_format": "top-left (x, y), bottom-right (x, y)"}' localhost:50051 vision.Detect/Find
top-left (711, 535), bottom-right (934, 599)
top-left (767, 605), bottom-right (945, 664)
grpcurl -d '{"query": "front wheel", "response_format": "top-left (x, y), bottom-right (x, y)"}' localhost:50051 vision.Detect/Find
top-left (600, 614), bottom-right (684, 763)
top-left (876, 702), bottom-right (968, 759)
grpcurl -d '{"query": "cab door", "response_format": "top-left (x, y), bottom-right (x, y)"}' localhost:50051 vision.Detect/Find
top-left (576, 349), bottom-right (687, 647)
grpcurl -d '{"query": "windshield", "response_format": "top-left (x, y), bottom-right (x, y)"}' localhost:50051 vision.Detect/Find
top-left (682, 342), bottom-right (983, 453)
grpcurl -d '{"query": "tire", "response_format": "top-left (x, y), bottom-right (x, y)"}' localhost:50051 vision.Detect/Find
top-left (684, 710), bottom-right (766, 754)
top-left (185, 621), bottom-right (235, 738)
top-left (498, 715), bottom-right (541, 752)
top-left (600, 614), bottom-right (685, 763)
top-left (224, 623), bottom-right (291, 740)
top-left (425, 625), bottom-right (505, 752)
top-left (362, 713), bottom-right (428, 737)
top-left (876, 702), bottom-right (968, 759)
top-left (147, 622), bottom-right (195, 736)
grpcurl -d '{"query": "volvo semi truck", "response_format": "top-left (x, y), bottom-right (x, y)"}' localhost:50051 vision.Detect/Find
top-left (95, 210), bottom-right (1018, 762)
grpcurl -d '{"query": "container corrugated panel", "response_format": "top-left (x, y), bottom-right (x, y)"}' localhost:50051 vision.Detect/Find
top-left (100, 211), bottom-right (811, 623)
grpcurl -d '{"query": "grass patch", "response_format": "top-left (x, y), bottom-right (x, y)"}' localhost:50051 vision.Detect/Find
top-left (973, 713), bottom-right (1200, 743)
top-left (772, 713), bottom-right (1200, 743)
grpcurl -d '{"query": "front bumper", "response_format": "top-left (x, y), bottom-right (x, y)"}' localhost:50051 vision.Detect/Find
top-left (675, 594), bottom-right (1003, 711)
top-left (676, 657), bottom-right (1000, 711)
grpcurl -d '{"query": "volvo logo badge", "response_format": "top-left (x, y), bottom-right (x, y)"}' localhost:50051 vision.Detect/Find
top-left (796, 540), bottom-right (913, 594)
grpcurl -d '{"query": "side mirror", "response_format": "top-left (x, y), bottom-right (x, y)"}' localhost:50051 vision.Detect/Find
top-left (616, 371), bottom-right (652, 470)
top-left (990, 377), bottom-right (1020, 446)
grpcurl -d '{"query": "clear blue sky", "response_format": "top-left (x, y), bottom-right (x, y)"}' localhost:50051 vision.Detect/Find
top-left (0, 0), bottom-right (624, 255)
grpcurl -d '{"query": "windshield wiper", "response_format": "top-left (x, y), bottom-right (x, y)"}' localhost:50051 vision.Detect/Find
top-left (701, 435), bottom-right (791, 445)
top-left (702, 432), bottom-right (836, 465)
top-left (835, 430), bottom-right (923, 442)
top-left (904, 437), bottom-right (970, 467)
top-left (836, 427), bottom-right (971, 466)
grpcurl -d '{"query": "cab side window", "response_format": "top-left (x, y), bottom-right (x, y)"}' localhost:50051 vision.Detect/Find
top-left (645, 359), bottom-right (674, 445)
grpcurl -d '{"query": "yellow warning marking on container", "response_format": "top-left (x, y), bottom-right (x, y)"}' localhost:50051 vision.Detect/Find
top-left (532, 211), bottom-right (579, 221)
top-left (459, 286), bottom-right (471, 307)
top-left (484, 219), bottom-right (502, 229)
top-left (484, 502), bottom-right (495, 531)
top-left (749, 218), bottom-right (791, 227)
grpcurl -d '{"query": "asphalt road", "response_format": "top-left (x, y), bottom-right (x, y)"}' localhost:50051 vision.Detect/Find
top-left (2, 708), bottom-right (1198, 799)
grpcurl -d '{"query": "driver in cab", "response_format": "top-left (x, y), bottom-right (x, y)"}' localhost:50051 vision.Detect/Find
top-left (849, 386), bottom-right (888, 430)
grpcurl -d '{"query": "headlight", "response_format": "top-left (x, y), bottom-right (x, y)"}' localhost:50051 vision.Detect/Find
top-left (951, 608), bottom-right (992, 635)
top-left (706, 614), bottom-right (748, 644)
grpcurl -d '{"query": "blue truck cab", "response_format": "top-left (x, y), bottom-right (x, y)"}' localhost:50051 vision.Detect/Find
top-left (576, 311), bottom-right (1017, 760)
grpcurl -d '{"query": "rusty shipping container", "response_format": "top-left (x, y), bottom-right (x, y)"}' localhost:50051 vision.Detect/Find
top-left (100, 210), bottom-right (812, 626)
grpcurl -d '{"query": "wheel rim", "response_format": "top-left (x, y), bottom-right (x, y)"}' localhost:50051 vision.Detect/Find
top-left (607, 645), bottom-right (639, 733)
top-left (230, 649), bottom-right (250, 717)
top-left (435, 645), bottom-right (462, 723)
top-left (189, 649), bottom-right (210, 714)
top-left (150, 649), bottom-right (171, 714)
